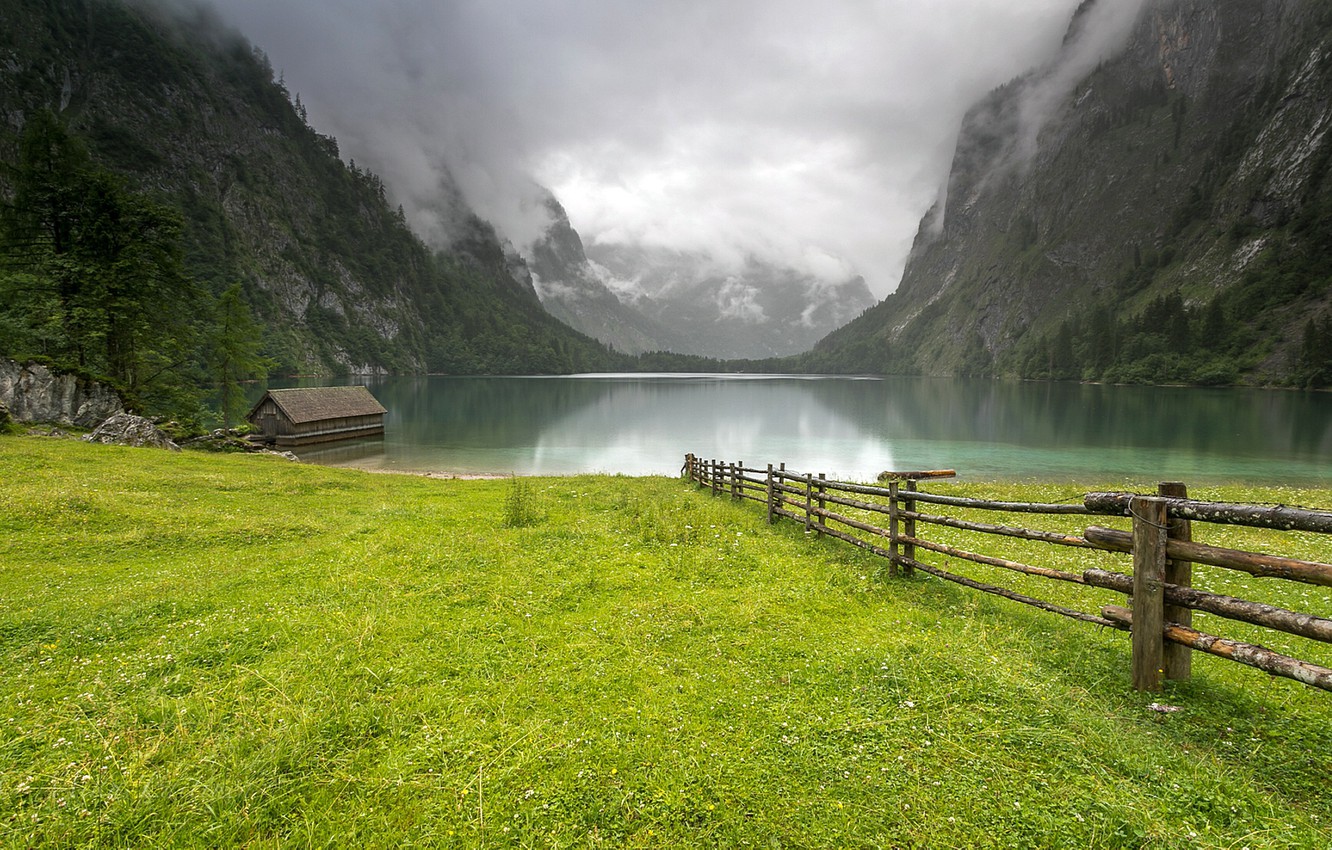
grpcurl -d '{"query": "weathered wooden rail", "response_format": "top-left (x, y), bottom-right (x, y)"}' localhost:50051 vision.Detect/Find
top-left (682, 454), bottom-right (1332, 694)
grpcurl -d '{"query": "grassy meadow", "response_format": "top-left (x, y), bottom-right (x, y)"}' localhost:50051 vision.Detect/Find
top-left (1, 435), bottom-right (1330, 848)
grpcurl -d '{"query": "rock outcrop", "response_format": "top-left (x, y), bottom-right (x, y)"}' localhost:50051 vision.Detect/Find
top-left (83, 413), bottom-right (180, 451)
top-left (0, 359), bottom-right (125, 427)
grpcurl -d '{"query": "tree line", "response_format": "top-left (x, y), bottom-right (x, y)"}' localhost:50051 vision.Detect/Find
top-left (0, 111), bottom-right (269, 427)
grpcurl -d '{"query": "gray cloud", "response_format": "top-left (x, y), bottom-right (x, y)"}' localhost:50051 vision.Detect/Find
top-left (189, 0), bottom-right (1107, 296)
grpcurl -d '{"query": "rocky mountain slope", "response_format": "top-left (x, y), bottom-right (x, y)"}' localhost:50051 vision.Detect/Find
top-left (526, 193), bottom-right (689, 355)
top-left (810, 0), bottom-right (1332, 386)
top-left (529, 192), bottom-right (877, 359)
top-left (0, 0), bottom-right (620, 377)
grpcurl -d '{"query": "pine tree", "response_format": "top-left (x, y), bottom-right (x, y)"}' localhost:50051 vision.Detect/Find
top-left (209, 284), bottom-right (273, 428)
top-left (1, 110), bottom-right (203, 410)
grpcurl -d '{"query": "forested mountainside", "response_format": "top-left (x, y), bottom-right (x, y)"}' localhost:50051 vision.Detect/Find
top-left (808, 0), bottom-right (1332, 387)
top-left (0, 0), bottom-right (621, 419)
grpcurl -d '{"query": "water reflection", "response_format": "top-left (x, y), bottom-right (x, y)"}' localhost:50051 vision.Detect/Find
top-left (258, 374), bottom-right (1332, 484)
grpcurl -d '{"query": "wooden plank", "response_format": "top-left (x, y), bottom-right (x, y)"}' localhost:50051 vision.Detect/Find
top-left (811, 504), bottom-right (1088, 584)
top-left (817, 473), bottom-right (827, 538)
top-left (1085, 492), bottom-right (1332, 534)
top-left (813, 490), bottom-right (1092, 551)
top-left (1131, 496), bottom-right (1169, 692)
top-left (902, 480), bottom-right (917, 577)
top-left (804, 474), bottom-right (814, 534)
top-left (897, 490), bottom-right (1092, 515)
top-left (1084, 526), bottom-right (1332, 587)
top-left (899, 533), bottom-right (1086, 584)
top-left (903, 509), bottom-right (1092, 549)
top-left (905, 557), bottom-right (1121, 628)
top-left (877, 469), bottom-right (957, 481)
top-left (1084, 569), bottom-right (1332, 644)
top-left (815, 477), bottom-right (1089, 515)
top-left (1160, 482), bottom-right (1192, 681)
top-left (766, 464), bottom-right (775, 524)
top-left (889, 482), bottom-right (901, 578)
top-left (1102, 606), bottom-right (1332, 692)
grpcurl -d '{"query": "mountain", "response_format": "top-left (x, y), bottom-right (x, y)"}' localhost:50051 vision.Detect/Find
top-left (809, 0), bottom-right (1332, 387)
top-left (526, 193), bottom-right (688, 355)
top-left (587, 244), bottom-right (876, 360)
top-left (529, 198), bottom-right (877, 359)
top-left (0, 0), bottom-right (622, 385)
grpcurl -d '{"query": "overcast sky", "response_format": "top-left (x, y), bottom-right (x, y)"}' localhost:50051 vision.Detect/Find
top-left (193, 0), bottom-right (1095, 297)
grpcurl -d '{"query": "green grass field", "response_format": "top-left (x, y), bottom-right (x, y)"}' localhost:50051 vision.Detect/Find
top-left (2, 436), bottom-right (1330, 848)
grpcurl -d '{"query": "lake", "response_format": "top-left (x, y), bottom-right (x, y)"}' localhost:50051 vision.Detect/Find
top-left (258, 374), bottom-right (1332, 485)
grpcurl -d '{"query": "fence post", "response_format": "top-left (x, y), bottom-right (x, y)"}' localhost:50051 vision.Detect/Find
top-left (816, 474), bottom-right (827, 538)
top-left (902, 479), bottom-right (917, 577)
top-left (804, 473), bottom-right (814, 534)
top-left (1131, 495), bottom-right (1169, 692)
top-left (712, 459), bottom-right (720, 496)
top-left (766, 464), bottom-right (775, 523)
top-left (888, 482), bottom-right (901, 577)
top-left (731, 462), bottom-right (740, 500)
top-left (1160, 482), bottom-right (1193, 682)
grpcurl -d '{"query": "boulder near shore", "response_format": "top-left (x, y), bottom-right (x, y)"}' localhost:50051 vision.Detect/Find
top-left (83, 413), bottom-right (180, 451)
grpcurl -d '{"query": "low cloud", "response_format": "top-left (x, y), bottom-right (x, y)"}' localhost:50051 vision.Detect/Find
top-left (180, 0), bottom-right (1136, 296)
top-left (1013, 0), bottom-right (1151, 165)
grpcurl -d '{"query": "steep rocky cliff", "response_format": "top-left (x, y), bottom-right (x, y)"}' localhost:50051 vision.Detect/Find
top-left (527, 193), bottom-right (687, 355)
top-left (529, 190), bottom-right (877, 359)
top-left (0, 0), bottom-right (618, 377)
top-left (583, 243), bottom-right (877, 360)
top-left (812, 0), bottom-right (1332, 385)
top-left (0, 358), bottom-right (124, 427)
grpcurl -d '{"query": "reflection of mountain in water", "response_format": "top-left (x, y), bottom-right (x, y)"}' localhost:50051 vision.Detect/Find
top-left (796, 378), bottom-right (1332, 461)
top-left (527, 376), bottom-right (895, 477)
top-left (372, 376), bottom-right (616, 449)
top-left (254, 376), bottom-right (1332, 481)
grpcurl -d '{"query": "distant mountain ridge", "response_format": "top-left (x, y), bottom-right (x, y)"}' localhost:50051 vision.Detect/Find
top-left (528, 192), bottom-right (877, 359)
top-left (809, 0), bottom-right (1332, 386)
top-left (526, 192), bottom-right (690, 355)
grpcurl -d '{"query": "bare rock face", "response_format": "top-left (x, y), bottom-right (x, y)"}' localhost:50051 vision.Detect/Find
top-left (83, 413), bottom-right (180, 451)
top-left (0, 359), bottom-right (125, 427)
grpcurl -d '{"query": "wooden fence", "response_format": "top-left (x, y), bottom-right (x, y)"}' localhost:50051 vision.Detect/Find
top-left (682, 454), bottom-right (1332, 694)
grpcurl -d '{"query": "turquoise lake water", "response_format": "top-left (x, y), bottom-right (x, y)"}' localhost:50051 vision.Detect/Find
top-left (258, 374), bottom-right (1332, 485)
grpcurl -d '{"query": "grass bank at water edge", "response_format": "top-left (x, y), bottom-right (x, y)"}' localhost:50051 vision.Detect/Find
top-left (1, 435), bottom-right (1330, 848)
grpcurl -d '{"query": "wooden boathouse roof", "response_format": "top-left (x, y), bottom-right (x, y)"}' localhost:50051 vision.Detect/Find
top-left (248, 386), bottom-right (387, 424)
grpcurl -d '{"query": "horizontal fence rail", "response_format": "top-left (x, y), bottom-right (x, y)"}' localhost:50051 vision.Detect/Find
top-left (682, 454), bottom-right (1332, 695)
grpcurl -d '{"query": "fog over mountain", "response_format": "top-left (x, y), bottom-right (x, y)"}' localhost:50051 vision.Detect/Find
top-left (177, 0), bottom-right (1113, 297)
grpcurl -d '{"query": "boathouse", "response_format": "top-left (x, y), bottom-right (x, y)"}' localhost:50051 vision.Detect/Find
top-left (246, 386), bottom-right (387, 447)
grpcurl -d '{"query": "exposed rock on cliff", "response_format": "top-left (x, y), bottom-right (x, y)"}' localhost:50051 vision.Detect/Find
top-left (527, 193), bottom-right (686, 355)
top-left (0, 359), bottom-right (124, 427)
top-left (529, 189), bottom-right (878, 359)
top-left (811, 0), bottom-right (1332, 385)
